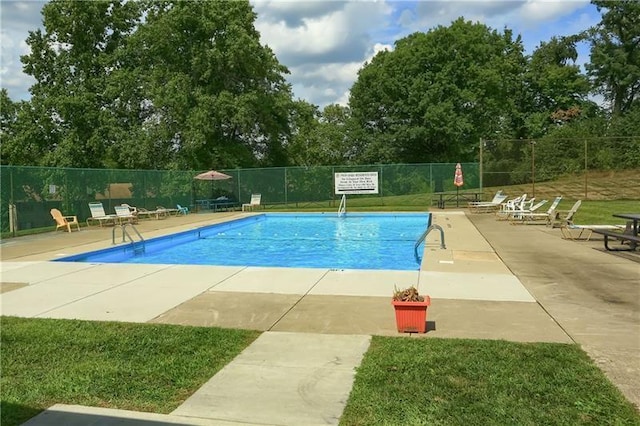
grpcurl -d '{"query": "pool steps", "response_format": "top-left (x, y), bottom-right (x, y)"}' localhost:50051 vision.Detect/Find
top-left (112, 223), bottom-right (146, 255)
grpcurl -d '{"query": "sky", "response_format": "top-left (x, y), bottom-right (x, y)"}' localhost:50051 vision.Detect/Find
top-left (1, 1), bottom-right (601, 108)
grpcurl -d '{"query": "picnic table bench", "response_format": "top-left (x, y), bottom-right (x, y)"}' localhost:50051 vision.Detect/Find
top-left (195, 199), bottom-right (239, 212)
top-left (432, 191), bottom-right (482, 209)
top-left (591, 213), bottom-right (640, 251)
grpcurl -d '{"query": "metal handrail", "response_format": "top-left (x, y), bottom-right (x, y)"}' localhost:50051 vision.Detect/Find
top-left (414, 224), bottom-right (446, 263)
top-left (112, 223), bottom-right (145, 252)
top-left (338, 194), bottom-right (346, 218)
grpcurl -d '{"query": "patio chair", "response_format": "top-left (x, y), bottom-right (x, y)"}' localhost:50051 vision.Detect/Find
top-left (514, 196), bottom-right (563, 225)
top-left (137, 207), bottom-right (166, 220)
top-left (507, 199), bottom-right (548, 222)
top-left (548, 200), bottom-right (582, 228)
top-left (87, 202), bottom-right (117, 227)
top-left (242, 193), bottom-right (262, 211)
top-left (176, 204), bottom-right (189, 215)
top-left (560, 223), bottom-right (626, 241)
top-left (121, 203), bottom-right (138, 215)
top-left (156, 205), bottom-right (179, 216)
top-left (468, 190), bottom-right (504, 206)
top-left (495, 194), bottom-right (527, 220)
top-left (468, 191), bottom-right (508, 213)
top-left (50, 208), bottom-right (80, 233)
top-left (114, 205), bottom-right (138, 224)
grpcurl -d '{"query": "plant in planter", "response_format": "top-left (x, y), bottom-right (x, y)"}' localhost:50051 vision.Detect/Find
top-left (392, 286), bottom-right (431, 333)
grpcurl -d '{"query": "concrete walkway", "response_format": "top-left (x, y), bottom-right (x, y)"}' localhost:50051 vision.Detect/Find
top-left (1, 210), bottom-right (638, 425)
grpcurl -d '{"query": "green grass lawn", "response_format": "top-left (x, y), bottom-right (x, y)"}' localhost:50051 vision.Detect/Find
top-left (2, 317), bottom-right (638, 425)
top-left (0, 317), bottom-right (260, 426)
top-left (341, 337), bottom-right (640, 425)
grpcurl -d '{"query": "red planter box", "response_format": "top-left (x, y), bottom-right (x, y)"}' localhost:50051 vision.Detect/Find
top-left (392, 296), bottom-right (431, 333)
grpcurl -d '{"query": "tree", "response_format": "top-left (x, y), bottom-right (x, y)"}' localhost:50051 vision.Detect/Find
top-left (16, 0), bottom-right (295, 170)
top-left (287, 102), bottom-right (356, 166)
top-left (0, 89), bottom-right (17, 149)
top-left (286, 100), bottom-right (321, 166)
top-left (586, 0), bottom-right (640, 116)
top-left (21, 0), bottom-right (142, 167)
top-left (524, 36), bottom-right (594, 137)
top-left (1, 90), bottom-right (57, 166)
top-left (130, 0), bottom-right (295, 170)
top-left (349, 18), bottom-right (527, 164)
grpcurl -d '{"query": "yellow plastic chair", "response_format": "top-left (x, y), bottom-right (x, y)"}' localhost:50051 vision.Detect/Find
top-left (50, 208), bottom-right (80, 232)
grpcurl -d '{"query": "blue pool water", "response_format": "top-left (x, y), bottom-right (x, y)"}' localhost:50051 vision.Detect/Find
top-left (58, 213), bottom-right (431, 271)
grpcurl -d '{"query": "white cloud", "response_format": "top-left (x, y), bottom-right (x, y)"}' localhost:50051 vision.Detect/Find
top-left (253, 0), bottom-right (392, 67)
top-left (517, 0), bottom-right (591, 28)
top-left (1, 0), bottom-right (601, 109)
top-left (251, 0), bottom-right (394, 108)
top-left (0, 1), bottom-right (46, 100)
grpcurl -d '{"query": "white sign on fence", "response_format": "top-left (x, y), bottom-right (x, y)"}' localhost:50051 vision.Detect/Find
top-left (334, 172), bottom-right (379, 195)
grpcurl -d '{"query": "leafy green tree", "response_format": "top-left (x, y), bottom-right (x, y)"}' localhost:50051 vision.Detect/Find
top-left (349, 18), bottom-right (527, 164)
top-left (287, 100), bottom-right (321, 166)
top-left (320, 104), bottom-right (362, 165)
top-left (524, 36), bottom-right (593, 137)
top-left (16, 0), bottom-right (295, 170)
top-left (0, 89), bottom-right (17, 135)
top-left (21, 0), bottom-right (141, 167)
top-left (0, 89), bottom-right (18, 161)
top-left (586, 0), bottom-right (640, 116)
top-left (1, 90), bottom-right (57, 166)
top-left (287, 102), bottom-right (356, 166)
top-left (130, 0), bottom-right (294, 170)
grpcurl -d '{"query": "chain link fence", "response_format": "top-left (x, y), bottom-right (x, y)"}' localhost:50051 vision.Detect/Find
top-left (0, 163), bottom-right (478, 234)
top-left (2, 136), bottom-right (638, 235)
top-left (480, 137), bottom-right (640, 201)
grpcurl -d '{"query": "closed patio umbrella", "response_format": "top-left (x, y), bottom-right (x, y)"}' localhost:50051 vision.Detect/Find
top-left (453, 163), bottom-right (464, 207)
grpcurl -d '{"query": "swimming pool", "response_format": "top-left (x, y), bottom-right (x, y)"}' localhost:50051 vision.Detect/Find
top-left (57, 213), bottom-right (432, 270)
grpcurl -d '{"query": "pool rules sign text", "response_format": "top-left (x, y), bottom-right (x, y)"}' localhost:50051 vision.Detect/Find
top-left (334, 172), bottom-right (379, 195)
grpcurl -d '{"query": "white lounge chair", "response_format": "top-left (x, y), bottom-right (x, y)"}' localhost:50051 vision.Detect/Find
top-left (114, 205), bottom-right (138, 224)
top-left (496, 194), bottom-right (527, 220)
top-left (87, 202), bottom-right (117, 227)
top-left (560, 223), bottom-right (626, 241)
top-left (507, 198), bottom-right (548, 221)
top-left (137, 207), bottom-right (167, 220)
top-left (548, 200), bottom-right (582, 228)
top-left (468, 191), bottom-right (508, 213)
top-left (242, 193), bottom-right (262, 211)
top-left (514, 196), bottom-right (563, 225)
top-left (121, 203), bottom-right (138, 215)
top-left (469, 190), bottom-right (504, 206)
top-left (156, 205), bottom-right (179, 216)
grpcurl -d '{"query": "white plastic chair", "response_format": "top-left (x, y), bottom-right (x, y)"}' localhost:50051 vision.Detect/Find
top-left (242, 193), bottom-right (262, 211)
top-left (87, 202), bottom-right (117, 227)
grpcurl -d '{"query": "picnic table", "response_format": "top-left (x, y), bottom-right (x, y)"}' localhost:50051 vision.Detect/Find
top-left (591, 213), bottom-right (640, 251)
top-left (195, 198), bottom-right (239, 212)
top-left (433, 191), bottom-right (482, 209)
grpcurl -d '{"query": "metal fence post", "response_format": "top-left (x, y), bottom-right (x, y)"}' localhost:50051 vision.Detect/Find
top-left (584, 139), bottom-right (588, 200)
top-left (479, 138), bottom-right (483, 192)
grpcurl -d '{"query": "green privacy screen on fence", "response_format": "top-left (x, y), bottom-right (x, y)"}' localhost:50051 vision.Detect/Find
top-left (0, 163), bottom-right (479, 232)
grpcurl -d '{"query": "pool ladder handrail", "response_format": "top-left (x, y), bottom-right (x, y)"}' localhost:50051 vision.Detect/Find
top-left (112, 223), bottom-right (145, 254)
top-left (338, 194), bottom-right (346, 218)
top-left (414, 224), bottom-right (446, 262)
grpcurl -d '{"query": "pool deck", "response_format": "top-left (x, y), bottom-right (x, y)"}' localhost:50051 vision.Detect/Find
top-left (2, 210), bottom-right (638, 424)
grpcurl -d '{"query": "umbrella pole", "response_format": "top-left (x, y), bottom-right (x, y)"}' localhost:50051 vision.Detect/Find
top-left (456, 186), bottom-right (459, 207)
